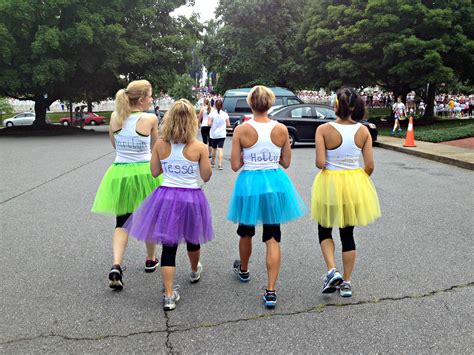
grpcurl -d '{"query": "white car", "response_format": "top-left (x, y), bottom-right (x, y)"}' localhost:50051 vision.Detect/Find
top-left (3, 112), bottom-right (36, 127)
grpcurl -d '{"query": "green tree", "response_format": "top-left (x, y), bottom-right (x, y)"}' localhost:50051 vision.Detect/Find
top-left (200, 0), bottom-right (308, 93)
top-left (168, 73), bottom-right (197, 103)
top-left (0, 0), bottom-right (196, 126)
top-left (303, 0), bottom-right (474, 117)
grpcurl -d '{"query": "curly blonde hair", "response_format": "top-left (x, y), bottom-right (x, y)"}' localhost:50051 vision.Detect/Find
top-left (160, 99), bottom-right (198, 143)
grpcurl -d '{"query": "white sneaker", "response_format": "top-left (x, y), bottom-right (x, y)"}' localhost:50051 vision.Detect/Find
top-left (190, 262), bottom-right (202, 283)
top-left (163, 286), bottom-right (180, 311)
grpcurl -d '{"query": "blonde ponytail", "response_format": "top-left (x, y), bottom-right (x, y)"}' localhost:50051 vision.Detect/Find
top-left (114, 89), bottom-right (131, 124)
top-left (114, 80), bottom-right (152, 124)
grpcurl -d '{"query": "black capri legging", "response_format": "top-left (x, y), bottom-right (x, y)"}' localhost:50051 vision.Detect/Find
top-left (318, 224), bottom-right (355, 252)
top-left (201, 126), bottom-right (211, 145)
top-left (161, 243), bottom-right (201, 267)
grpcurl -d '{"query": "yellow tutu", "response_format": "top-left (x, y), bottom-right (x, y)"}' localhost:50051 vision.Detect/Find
top-left (311, 168), bottom-right (381, 228)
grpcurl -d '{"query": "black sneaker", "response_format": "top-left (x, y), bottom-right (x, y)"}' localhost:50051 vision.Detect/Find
top-left (233, 260), bottom-right (250, 282)
top-left (109, 264), bottom-right (123, 290)
top-left (145, 257), bottom-right (159, 273)
top-left (262, 289), bottom-right (277, 308)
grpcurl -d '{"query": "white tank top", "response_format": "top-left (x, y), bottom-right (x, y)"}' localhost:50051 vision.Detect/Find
top-left (325, 122), bottom-right (362, 170)
top-left (209, 110), bottom-right (228, 139)
top-left (243, 119), bottom-right (281, 171)
top-left (114, 113), bottom-right (152, 163)
top-left (161, 143), bottom-right (200, 188)
top-left (201, 110), bottom-right (210, 127)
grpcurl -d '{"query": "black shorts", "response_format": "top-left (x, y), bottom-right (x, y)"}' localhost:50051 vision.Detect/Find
top-left (237, 224), bottom-right (281, 243)
top-left (210, 137), bottom-right (225, 149)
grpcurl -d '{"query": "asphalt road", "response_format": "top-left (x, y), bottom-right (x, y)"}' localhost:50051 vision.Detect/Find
top-left (1, 132), bottom-right (473, 353)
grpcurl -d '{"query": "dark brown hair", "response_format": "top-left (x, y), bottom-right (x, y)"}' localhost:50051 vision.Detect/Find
top-left (335, 87), bottom-right (365, 120)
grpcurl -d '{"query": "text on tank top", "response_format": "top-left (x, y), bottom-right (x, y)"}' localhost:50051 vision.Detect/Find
top-left (325, 122), bottom-right (362, 170)
top-left (114, 113), bottom-right (152, 163)
top-left (161, 143), bottom-right (200, 188)
top-left (243, 119), bottom-right (281, 171)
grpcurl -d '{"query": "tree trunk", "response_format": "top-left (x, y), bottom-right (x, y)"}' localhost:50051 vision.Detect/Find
top-left (87, 99), bottom-right (93, 112)
top-left (423, 83), bottom-right (436, 119)
top-left (33, 96), bottom-right (56, 127)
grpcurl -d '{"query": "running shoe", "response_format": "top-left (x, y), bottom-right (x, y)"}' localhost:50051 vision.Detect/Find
top-left (339, 281), bottom-right (352, 297)
top-left (109, 264), bottom-right (123, 290)
top-left (262, 289), bottom-right (277, 308)
top-left (190, 262), bottom-right (202, 283)
top-left (218, 164), bottom-right (223, 170)
top-left (145, 257), bottom-right (159, 273)
top-left (233, 260), bottom-right (250, 282)
top-left (321, 268), bottom-right (343, 294)
top-left (163, 285), bottom-right (181, 311)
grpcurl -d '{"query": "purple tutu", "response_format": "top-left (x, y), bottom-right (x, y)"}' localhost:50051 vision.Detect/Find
top-left (124, 186), bottom-right (213, 246)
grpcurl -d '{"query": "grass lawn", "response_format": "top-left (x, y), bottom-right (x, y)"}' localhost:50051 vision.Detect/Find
top-left (377, 118), bottom-right (474, 143)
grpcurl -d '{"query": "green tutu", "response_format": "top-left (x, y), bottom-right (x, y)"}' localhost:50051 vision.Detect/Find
top-left (91, 162), bottom-right (163, 216)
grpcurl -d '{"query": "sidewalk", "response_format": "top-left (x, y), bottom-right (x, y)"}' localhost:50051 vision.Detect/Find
top-left (374, 135), bottom-right (474, 170)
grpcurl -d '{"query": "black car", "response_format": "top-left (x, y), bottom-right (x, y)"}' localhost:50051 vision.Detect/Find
top-left (267, 104), bottom-right (377, 147)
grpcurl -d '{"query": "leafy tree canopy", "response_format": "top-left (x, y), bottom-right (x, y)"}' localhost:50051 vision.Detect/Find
top-left (303, 0), bottom-right (474, 102)
top-left (0, 0), bottom-right (199, 125)
top-left (200, 0), bottom-right (309, 93)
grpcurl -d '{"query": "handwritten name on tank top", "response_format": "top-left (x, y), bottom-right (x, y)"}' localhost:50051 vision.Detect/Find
top-left (162, 161), bottom-right (197, 175)
top-left (249, 150), bottom-right (279, 163)
top-left (115, 137), bottom-right (148, 152)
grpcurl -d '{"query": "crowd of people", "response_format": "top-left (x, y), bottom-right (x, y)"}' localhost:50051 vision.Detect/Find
top-left (91, 81), bottom-right (381, 311)
top-left (297, 90), bottom-right (474, 119)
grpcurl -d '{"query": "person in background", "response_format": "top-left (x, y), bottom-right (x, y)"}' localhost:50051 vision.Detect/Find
top-left (208, 99), bottom-right (230, 170)
top-left (198, 99), bottom-right (212, 158)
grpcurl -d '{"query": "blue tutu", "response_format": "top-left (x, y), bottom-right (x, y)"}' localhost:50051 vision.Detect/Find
top-left (227, 169), bottom-right (307, 225)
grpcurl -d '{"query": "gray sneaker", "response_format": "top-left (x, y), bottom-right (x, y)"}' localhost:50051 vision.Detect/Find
top-left (339, 281), bottom-right (352, 297)
top-left (190, 262), bottom-right (202, 283)
top-left (163, 286), bottom-right (180, 311)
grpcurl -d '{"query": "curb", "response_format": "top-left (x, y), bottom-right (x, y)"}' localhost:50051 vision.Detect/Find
top-left (374, 141), bottom-right (474, 171)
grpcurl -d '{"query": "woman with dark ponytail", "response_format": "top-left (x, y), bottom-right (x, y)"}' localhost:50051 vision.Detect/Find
top-left (91, 80), bottom-right (163, 290)
top-left (311, 87), bottom-right (381, 298)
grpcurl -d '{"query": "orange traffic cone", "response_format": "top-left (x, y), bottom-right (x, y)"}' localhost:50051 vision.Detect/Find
top-left (403, 116), bottom-right (416, 147)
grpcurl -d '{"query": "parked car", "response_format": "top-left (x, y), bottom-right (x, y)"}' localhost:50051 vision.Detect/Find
top-left (222, 87), bottom-right (303, 132)
top-left (59, 112), bottom-right (107, 126)
top-left (2, 112), bottom-right (36, 127)
top-left (243, 103), bottom-right (377, 147)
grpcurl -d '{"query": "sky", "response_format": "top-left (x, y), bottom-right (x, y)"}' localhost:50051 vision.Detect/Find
top-left (171, 0), bottom-right (219, 23)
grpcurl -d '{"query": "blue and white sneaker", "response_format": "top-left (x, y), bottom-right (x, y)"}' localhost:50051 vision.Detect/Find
top-left (233, 260), bottom-right (250, 282)
top-left (339, 281), bottom-right (352, 297)
top-left (262, 289), bottom-right (277, 308)
top-left (321, 268), bottom-right (343, 294)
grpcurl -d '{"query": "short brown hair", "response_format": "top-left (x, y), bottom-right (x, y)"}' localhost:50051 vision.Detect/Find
top-left (246, 85), bottom-right (275, 113)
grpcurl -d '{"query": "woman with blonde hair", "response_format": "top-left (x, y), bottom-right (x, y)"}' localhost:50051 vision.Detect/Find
top-left (198, 98), bottom-right (212, 158)
top-left (227, 85), bottom-right (307, 308)
top-left (124, 99), bottom-right (213, 311)
top-left (91, 79), bottom-right (163, 290)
